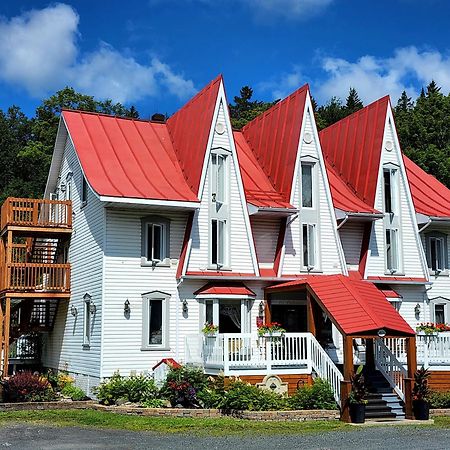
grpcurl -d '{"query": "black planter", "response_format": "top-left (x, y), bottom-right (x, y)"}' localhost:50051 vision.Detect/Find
top-left (413, 399), bottom-right (430, 420)
top-left (349, 403), bottom-right (366, 423)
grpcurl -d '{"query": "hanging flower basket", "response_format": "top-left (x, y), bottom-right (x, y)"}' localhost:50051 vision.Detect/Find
top-left (202, 322), bottom-right (219, 337)
top-left (257, 322), bottom-right (286, 338)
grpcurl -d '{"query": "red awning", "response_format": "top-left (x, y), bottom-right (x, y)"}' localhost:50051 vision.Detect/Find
top-left (194, 282), bottom-right (256, 297)
top-left (266, 274), bottom-right (414, 336)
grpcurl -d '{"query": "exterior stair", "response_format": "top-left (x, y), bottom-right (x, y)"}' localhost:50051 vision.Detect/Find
top-left (364, 369), bottom-right (405, 420)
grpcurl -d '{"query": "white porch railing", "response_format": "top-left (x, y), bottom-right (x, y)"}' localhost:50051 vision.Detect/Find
top-left (383, 333), bottom-right (450, 368)
top-left (374, 338), bottom-right (407, 400)
top-left (185, 332), bottom-right (343, 403)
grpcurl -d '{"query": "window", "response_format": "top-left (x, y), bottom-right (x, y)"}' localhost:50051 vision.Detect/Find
top-left (211, 219), bottom-right (227, 266)
top-left (81, 175), bottom-right (88, 206)
top-left (386, 228), bottom-right (399, 272)
top-left (435, 304), bottom-right (445, 324)
top-left (383, 168), bottom-right (398, 215)
top-left (141, 216), bottom-right (170, 266)
top-left (302, 223), bottom-right (316, 269)
top-left (83, 293), bottom-right (93, 347)
top-left (202, 299), bottom-right (251, 333)
top-left (301, 163), bottom-right (313, 208)
top-left (425, 232), bottom-right (448, 273)
top-left (142, 291), bottom-right (170, 349)
top-left (211, 153), bottom-right (226, 205)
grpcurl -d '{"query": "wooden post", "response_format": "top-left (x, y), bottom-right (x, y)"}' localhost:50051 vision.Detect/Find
top-left (365, 338), bottom-right (375, 372)
top-left (340, 335), bottom-right (354, 422)
top-left (306, 291), bottom-right (316, 336)
top-left (264, 294), bottom-right (271, 323)
top-left (405, 336), bottom-right (418, 419)
top-left (2, 297), bottom-right (10, 378)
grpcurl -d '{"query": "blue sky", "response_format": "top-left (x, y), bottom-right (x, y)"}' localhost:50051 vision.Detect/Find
top-left (0, 0), bottom-right (449, 118)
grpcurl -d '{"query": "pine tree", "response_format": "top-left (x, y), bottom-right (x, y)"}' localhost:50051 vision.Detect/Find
top-left (395, 91), bottom-right (414, 114)
top-left (344, 87), bottom-right (364, 114)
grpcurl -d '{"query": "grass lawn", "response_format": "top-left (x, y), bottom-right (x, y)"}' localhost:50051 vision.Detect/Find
top-left (0, 410), bottom-right (448, 436)
top-left (0, 409), bottom-right (348, 436)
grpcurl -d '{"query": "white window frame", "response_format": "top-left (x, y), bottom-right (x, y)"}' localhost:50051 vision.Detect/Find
top-left (83, 293), bottom-right (93, 347)
top-left (211, 153), bottom-right (228, 206)
top-left (141, 215), bottom-right (170, 267)
top-left (142, 291), bottom-right (170, 350)
top-left (302, 223), bottom-right (317, 270)
top-left (210, 218), bottom-right (228, 268)
top-left (385, 228), bottom-right (400, 273)
top-left (201, 299), bottom-right (252, 333)
top-left (383, 167), bottom-right (399, 216)
top-left (425, 232), bottom-right (448, 275)
top-left (300, 162), bottom-right (314, 209)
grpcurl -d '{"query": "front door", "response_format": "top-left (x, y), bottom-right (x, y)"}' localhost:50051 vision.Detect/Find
top-left (270, 304), bottom-right (307, 332)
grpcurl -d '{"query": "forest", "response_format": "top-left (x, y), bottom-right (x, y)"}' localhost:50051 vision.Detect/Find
top-left (0, 81), bottom-right (449, 203)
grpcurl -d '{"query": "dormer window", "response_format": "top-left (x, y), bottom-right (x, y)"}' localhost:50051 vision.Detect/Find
top-left (212, 153), bottom-right (226, 205)
top-left (141, 216), bottom-right (170, 267)
top-left (302, 223), bottom-right (316, 269)
top-left (386, 229), bottom-right (399, 272)
top-left (425, 231), bottom-right (448, 274)
top-left (211, 218), bottom-right (227, 267)
top-left (301, 163), bottom-right (313, 208)
top-left (383, 167), bottom-right (398, 215)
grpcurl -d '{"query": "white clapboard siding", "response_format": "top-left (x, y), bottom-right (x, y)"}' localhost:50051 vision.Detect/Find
top-left (42, 135), bottom-right (103, 381)
top-left (187, 102), bottom-right (255, 273)
top-left (366, 119), bottom-right (427, 278)
top-left (282, 108), bottom-right (345, 275)
top-left (339, 222), bottom-right (364, 270)
top-left (250, 217), bottom-right (280, 267)
top-left (393, 285), bottom-right (427, 329)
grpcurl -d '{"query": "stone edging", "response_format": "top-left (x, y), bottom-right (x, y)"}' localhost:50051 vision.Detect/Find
top-left (0, 400), bottom-right (339, 421)
top-left (430, 408), bottom-right (450, 417)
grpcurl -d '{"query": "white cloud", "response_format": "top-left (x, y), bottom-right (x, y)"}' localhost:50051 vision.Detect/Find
top-left (0, 4), bottom-right (195, 103)
top-left (258, 67), bottom-right (305, 99)
top-left (261, 47), bottom-right (450, 104)
top-left (244, 0), bottom-right (333, 20)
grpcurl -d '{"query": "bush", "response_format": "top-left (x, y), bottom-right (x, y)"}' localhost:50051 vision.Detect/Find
top-left (46, 370), bottom-right (74, 392)
top-left (197, 375), bottom-right (226, 408)
top-left (161, 366), bottom-right (209, 408)
top-left (429, 390), bottom-right (450, 409)
top-left (61, 384), bottom-right (88, 401)
top-left (219, 379), bottom-right (288, 411)
top-left (95, 372), bottom-right (160, 406)
top-left (289, 379), bottom-right (337, 410)
top-left (5, 371), bottom-right (55, 402)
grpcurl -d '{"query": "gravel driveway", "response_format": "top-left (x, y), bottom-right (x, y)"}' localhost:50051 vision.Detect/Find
top-left (1, 423), bottom-right (449, 450)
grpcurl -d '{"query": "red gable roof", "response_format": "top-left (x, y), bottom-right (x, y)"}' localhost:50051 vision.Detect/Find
top-left (320, 97), bottom-right (389, 207)
top-left (404, 155), bottom-right (450, 219)
top-left (234, 131), bottom-right (294, 209)
top-left (166, 75), bottom-right (221, 195)
top-left (266, 275), bottom-right (414, 336)
top-left (62, 111), bottom-right (197, 202)
top-left (241, 85), bottom-right (308, 203)
top-left (194, 282), bottom-right (256, 297)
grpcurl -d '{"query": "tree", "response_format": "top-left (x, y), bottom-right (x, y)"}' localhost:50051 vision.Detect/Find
top-left (344, 87), bottom-right (364, 115)
top-left (316, 97), bottom-right (347, 130)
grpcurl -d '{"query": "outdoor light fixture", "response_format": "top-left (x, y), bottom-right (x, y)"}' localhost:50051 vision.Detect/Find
top-left (89, 301), bottom-right (96, 314)
top-left (377, 329), bottom-right (386, 338)
top-left (182, 299), bottom-right (188, 314)
top-left (415, 303), bottom-right (421, 316)
top-left (259, 301), bottom-right (265, 317)
top-left (124, 299), bottom-right (131, 314)
top-left (60, 182), bottom-right (66, 193)
top-left (70, 305), bottom-right (78, 317)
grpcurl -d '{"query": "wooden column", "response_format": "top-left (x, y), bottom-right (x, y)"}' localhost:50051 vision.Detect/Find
top-left (365, 338), bottom-right (375, 372)
top-left (405, 336), bottom-right (418, 419)
top-left (264, 293), bottom-right (271, 323)
top-left (2, 297), bottom-right (10, 378)
top-left (306, 291), bottom-right (316, 336)
top-left (340, 335), bottom-right (354, 422)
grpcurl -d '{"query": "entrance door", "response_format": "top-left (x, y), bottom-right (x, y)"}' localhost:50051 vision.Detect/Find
top-left (270, 304), bottom-right (307, 332)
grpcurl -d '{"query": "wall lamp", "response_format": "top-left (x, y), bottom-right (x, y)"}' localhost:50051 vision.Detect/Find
top-left (70, 305), bottom-right (78, 317)
top-left (182, 299), bottom-right (188, 314)
top-left (89, 301), bottom-right (96, 314)
top-left (124, 299), bottom-right (131, 314)
top-left (259, 301), bottom-right (265, 317)
top-left (414, 303), bottom-right (421, 316)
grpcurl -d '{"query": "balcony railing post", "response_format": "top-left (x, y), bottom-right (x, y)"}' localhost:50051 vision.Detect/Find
top-left (265, 336), bottom-right (272, 372)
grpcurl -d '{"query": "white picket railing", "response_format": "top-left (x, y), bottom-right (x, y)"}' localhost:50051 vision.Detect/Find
top-left (185, 332), bottom-right (342, 402)
top-left (374, 338), bottom-right (407, 400)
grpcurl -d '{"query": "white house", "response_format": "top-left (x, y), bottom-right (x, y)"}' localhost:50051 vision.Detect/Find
top-left (1, 76), bottom-right (449, 419)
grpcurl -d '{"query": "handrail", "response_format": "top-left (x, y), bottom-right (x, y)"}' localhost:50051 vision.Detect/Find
top-left (1, 197), bottom-right (72, 230)
top-left (309, 334), bottom-right (343, 404)
top-left (374, 338), bottom-right (407, 400)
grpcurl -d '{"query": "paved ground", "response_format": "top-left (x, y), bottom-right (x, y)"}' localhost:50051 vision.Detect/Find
top-left (1, 423), bottom-right (449, 450)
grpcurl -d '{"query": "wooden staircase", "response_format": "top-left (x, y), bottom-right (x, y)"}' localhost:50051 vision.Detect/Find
top-left (0, 198), bottom-right (72, 377)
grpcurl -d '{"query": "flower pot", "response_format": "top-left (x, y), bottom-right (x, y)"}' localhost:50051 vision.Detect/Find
top-left (204, 332), bottom-right (217, 338)
top-left (349, 403), bottom-right (366, 423)
top-left (413, 399), bottom-right (430, 420)
top-left (261, 332), bottom-right (283, 338)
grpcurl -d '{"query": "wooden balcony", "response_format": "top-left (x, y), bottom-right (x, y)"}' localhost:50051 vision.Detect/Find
top-left (1, 197), bottom-right (72, 235)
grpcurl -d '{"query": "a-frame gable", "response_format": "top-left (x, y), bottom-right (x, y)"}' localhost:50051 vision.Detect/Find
top-left (365, 103), bottom-right (429, 279)
top-left (183, 80), bottom-right (259, 276)
top-left (281, 93), bottom-right (347, 276)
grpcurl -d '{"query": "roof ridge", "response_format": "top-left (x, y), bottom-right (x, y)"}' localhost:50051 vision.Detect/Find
top-left (62, 108), bottom-right (166, 125)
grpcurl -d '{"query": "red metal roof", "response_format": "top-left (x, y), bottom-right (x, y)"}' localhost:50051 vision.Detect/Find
top-left (241, 85), bottom-right (308, 203)
top-left (166, 75), bottom-right (222, 195)
top-left (194, 282), bottom-right (256, 297)
top-left (367, 276), bottom-right (428, 283)
top-left (266, 274), bottom-right (414, 336)
top-left (234, 131), bottom-right (294, 209)
top-left (320, 97), bottom-right (390, 207)
top-left (404, 155), bottom-right (450, 218)
top-left (152, 358), bottom-right (181, 371)
top-left (325, 161), bottom-right (379, 214)
top-left (378, 288), bottom-right (402, 299)
top-left (62, 111), bottom-right (198, 202)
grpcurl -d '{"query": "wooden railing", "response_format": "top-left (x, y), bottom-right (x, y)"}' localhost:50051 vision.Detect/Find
top-left (1, 198), bottom-right (72, 230)
top-left (2, 263), bottom-right (71, 292)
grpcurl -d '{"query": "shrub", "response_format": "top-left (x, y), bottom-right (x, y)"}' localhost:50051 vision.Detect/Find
top-left (219, 379), bottom-right (288, 411)
top-left (45, 370), bottom-right (74, 392)
top-left (197, 376), bottom-right (226, 408)
top-left (289, 379), bottom-right (337, 410)
top-left (95, 372), bottom-right (160, 406)
top-left (429, 390), bottom-right (450, 409)
top-left (161, 366), bottom-right (209, 408)
top-left (5, 371), bottom-right (55, 402)
top-left (61, 384), bottom-right (88, 401)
